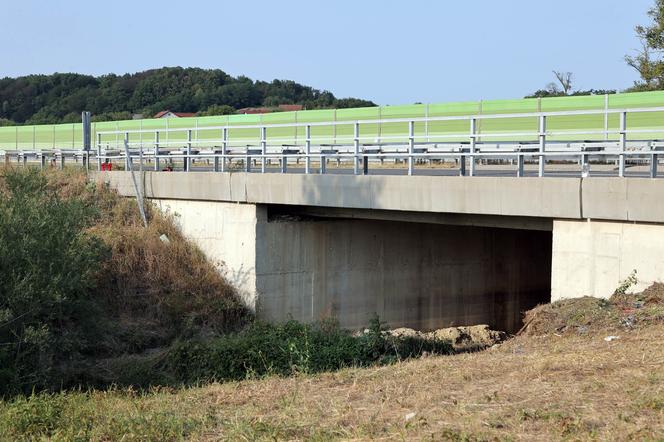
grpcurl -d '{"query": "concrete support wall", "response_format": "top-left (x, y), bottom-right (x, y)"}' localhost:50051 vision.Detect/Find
top-left (151, 199), bottom-right (261, 310)
top-left (256, 216), bottom-right (551, 333)
top-left (149, 199), bottom-right (551, 333)
top-left (552, 219), bottom-right (664, 300)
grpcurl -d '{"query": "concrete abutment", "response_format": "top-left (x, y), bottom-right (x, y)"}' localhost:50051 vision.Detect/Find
top-left (154, 198), bottom-right (551, 333)
top-left (95, 172), bottom-right (664, 333)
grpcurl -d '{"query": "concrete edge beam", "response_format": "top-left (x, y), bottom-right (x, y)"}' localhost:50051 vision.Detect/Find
top-left (91, 171), bottom-right (664, 224)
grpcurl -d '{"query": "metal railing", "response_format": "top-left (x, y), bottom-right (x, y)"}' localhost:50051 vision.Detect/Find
top-left (6, 107), bottom-right (664, 178)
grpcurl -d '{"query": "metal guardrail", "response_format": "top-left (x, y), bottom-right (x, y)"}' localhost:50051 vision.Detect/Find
top-left (4, 107), bottom-right (664, 178)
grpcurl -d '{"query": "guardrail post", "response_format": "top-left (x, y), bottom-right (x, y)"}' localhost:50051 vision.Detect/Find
top-left (221, 128), bottom-right (228, 172)
top-left (305, 125), bottom-right (311, 174)
top-left (619, 111), bottom-right (626, 177)
top-left (260, 127), bottom-right (267, 173)
top-left (408, 120), bottom-right (415, 176)
top-left (651, 149), bottom-right (658, 178)
top-left (154, 132), bottom-right (160, 171)
top-left (517, 153), bottom-right (524, 177)
top-left (185, 129), bottom-right (192, 172)
top-left (281, 149), bottom-right (287, 173)
top-left (538, 115), bottom-right (546, 177)
top-left (354, 122), bottom-right (360, 175)
top-left (320, 153), bottom-right (327, 174)
top-left (469, 118), bottom-right (476, 176)
top-left (213, 129), bottom-right (220, 172)
top-left (96, 133), bottom-right (102, 171)
top-left (245, 144), bottom-right (252, 173)
top-left (124, 132), bottom-right (130, 171)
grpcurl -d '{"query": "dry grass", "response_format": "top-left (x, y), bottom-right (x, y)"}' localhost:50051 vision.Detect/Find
top-left (43, 167), bottom-right (251, 338)
top-left (2, 322), bottom-right (661, 441)
top-left (0, 166), bottom-right (250, 386)
top-left (193, 325), bottom-right (664, 441)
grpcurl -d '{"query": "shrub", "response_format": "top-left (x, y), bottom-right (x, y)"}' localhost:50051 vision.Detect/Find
top-left (167, 317), bottom-right (453, 384)
top-left (0, 168), bottom-right (108, 395)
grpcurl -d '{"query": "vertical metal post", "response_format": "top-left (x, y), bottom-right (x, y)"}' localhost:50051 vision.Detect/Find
top-left (221, 127), bottom-right (228, 173)
top-left (408, 120), bottom-right (415, 176)
top-left (260, 126), bottom-right (267, 173)
top-left (517, 154), bottom-right (525, 177)
top-left (154, 132), bottom-right (160, 171)
top-left (186, 129), bottom-right (192, 172)
top-left (124, 132), bottom-right (130, 171)
top-left (353, 122), bottom-right (360, 175)
top-left (213, 130), bottom-right (220, 172)
top-left (320, 154), bottom-right (327, 174)
top-left (82, 111), bottom-right (91, 152)
top-left (619, 111), bottom-right (626, 177)
top-left (425, 103), bottom-right (429, 142)
top-left (281, 149), bottom-right (287, 173)
top-left (139, 138), bottom-right (144, 174)
top-left (469, 118), bottom-right (477, 176)
top-left (305, 125), bottom-right (311, 174)
top-left (538, 115), bottom-right (546, 177)
top-left (604, 94), bottom-right (609, 141)
top-left (96, 133), bottom-right (102, 171)
top-left (651, 151), bottom-right (658, 178)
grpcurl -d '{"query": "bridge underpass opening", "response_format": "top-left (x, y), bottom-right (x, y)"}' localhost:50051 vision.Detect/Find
top-left (258, 205), bottom-right (552, 334)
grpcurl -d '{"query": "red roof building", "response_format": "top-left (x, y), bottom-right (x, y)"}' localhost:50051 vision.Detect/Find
top-left (153, 110), bottom-right (196, 119)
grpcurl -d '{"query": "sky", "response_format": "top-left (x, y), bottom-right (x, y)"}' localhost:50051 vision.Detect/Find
top-left (0, 0), bottom-right (654, 105)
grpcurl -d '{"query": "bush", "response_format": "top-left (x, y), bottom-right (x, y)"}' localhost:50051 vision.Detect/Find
top-left (167, 317), bottom-right (453, 384)
top-left (0, 169), bottom-right (108, 395)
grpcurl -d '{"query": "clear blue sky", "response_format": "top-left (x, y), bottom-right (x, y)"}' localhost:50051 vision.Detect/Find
top-left (0, 0), bottom-right (653, 105)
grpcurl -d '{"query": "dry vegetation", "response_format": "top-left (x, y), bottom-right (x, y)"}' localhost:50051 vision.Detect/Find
top-left (47, 168), bottom-right (250, 339)
top-left (1, 167), bottom-right (662, 440)
top-left (1, 284), bottom-right (662, 440)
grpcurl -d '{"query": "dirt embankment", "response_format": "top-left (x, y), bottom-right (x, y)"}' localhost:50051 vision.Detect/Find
top-left (388, 282), bottom-right (664, 350)
top-left (521, 282), bottom-right (664, 336)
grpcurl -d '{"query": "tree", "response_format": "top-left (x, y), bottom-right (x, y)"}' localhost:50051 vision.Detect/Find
top-left (553, 71), bottom-right (573, 95)
top-left (526, 71), bottom-right (574, 98)
top-left (0, 67), bottom-right (374, 124)
top-left (198, 104), bottom-right (235, 116)
top-left (626, 0), bottom-right (664, 90)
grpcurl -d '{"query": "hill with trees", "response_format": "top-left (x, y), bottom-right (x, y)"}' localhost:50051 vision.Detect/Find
top-left (0, 67), bottom-right (376, 125)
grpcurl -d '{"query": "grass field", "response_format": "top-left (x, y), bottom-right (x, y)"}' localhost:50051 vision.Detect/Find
top-left (1, 289), bottom-right (662, 441)
top-left (2, 91), bottom-right (664, 151)
top-left (0, 324), bottom-right (661, 441)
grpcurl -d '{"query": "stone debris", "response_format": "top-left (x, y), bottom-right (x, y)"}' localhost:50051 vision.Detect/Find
top-left (388, 324), bottom-right (507, 350)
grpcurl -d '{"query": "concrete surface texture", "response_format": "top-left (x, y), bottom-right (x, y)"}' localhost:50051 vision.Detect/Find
top-left (150, 199), bottom-right (260, 310)
top-left (94, 172), bottom-right (664, 329)
top-left (256, 216), bottom-right (551, 333)
top-left (95, 171), bottom-right (664, 224)
top-left (551, 219), bottom-right (664, 300)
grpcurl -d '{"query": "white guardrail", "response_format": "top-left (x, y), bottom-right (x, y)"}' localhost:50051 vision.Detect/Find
top-left (4, 107), bottom-right (664, 178)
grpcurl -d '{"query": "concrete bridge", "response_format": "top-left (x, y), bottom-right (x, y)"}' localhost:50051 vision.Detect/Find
top-left (96, 171), bottom-right (664, 333)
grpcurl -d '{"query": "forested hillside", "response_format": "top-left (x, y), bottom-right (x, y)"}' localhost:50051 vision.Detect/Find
top-left (0, 67), bottom-right (375, 125)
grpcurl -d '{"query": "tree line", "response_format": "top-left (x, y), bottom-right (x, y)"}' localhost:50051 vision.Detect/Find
top-left (0, 67), bottom-right (376, 125)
